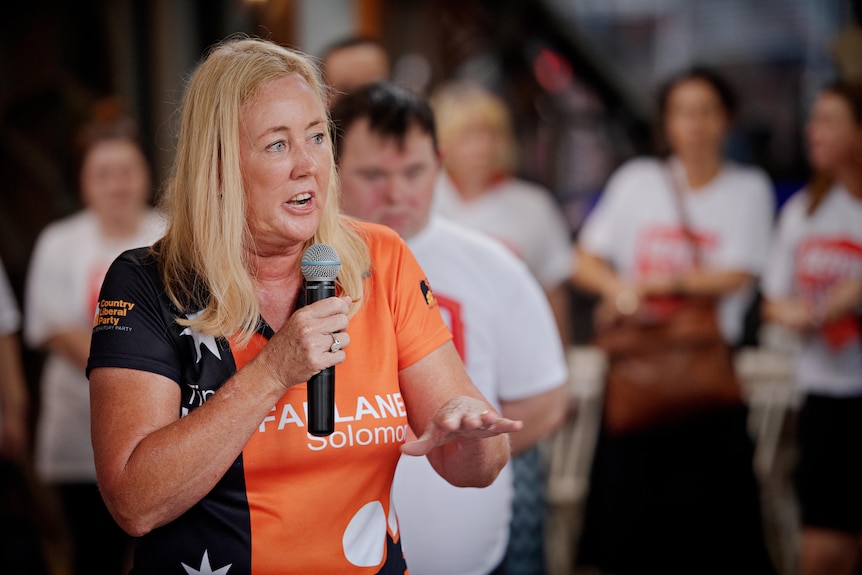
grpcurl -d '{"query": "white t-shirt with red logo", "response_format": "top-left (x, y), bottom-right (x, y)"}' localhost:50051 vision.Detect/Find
top-left (393, 216), bottom-right (568, 575)
top-left (762, 183), bottom-right (862, 396)
top-left (578, 156), bottom-right (775, 344)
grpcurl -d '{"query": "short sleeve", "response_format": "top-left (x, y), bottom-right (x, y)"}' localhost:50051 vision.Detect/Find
top-left (363, 223), bottom-right (453, 371)
top-left (491, 251), bottom-right (568, 402)
top-left (717, 167), bottom-right (776, 274)
top-left (578, 160), bottom-right (641, 261)
top-left (761, 190), bottom-right (807, 299)
top-left (86, 248), bottom-right (183, 383)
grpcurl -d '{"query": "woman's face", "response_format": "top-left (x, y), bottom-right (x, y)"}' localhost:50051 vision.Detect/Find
top-left (441, 116), bottom-right (500, 185)
top-left (664, 78), bottom-right (729, 162)
top-left (81, 139), bottom-right (151, 226)
top-left (806, 91), bottom-right (861, 173)
top-left (239, 73), bottom-right (331, 255)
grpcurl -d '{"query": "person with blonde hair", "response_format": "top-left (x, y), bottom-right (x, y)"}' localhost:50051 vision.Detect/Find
top-left (431, 79), bottom-right (573, 574)
top-left (431, 80), bottom-right (572, 341)
top-left (87, 36), bottom-right (519, 575)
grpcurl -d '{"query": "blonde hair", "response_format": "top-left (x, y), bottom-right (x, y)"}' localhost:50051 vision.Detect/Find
top-left (154, 36), bottom-right (370, 345)
top-left (429, 80), bottom-right (517, 174)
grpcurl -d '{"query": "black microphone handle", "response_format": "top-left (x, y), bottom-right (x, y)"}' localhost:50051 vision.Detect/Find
top-left (305, 279), bottom-right (336, 436)
top-left (308, 366), bottom-right (335, 437)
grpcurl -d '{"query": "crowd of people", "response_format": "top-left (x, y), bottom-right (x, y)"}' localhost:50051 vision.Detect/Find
top-left (0, 27), bottom-right (859, 575)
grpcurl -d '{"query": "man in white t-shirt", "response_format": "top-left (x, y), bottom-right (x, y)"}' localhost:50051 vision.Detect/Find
top-left (331, 82), bottom-right (569, 575)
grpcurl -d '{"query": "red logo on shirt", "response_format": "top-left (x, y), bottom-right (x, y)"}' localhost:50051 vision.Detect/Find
top-left (795, 237), bottom-right (862, 299)
top-left (795, 237), bottom-right (862, 348)
top-left (635, 226), bottom-right (717, 277)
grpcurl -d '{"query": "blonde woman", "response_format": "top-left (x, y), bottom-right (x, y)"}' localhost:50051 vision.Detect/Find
top-left (87, 36), bottom-right (519, 575)
top-left (431, 80), bottom-right (572, 345)
top-left (431, 79), bottom-right (572, 575)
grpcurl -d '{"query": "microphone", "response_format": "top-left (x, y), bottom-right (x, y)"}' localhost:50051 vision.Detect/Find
top-left (300, 243), bottom-right (341, 437)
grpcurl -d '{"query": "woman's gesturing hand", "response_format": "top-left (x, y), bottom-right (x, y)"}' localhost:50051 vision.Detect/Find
top-left (400, 395), bottom-right (523, 457)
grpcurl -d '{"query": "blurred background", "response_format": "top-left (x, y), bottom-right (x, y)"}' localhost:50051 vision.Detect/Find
top-left (0, 2), bottom-right (858, 571)
top-left (1, 0), bottom-right (857, 324)
top-left (0, 0), bottom-right (862, 410)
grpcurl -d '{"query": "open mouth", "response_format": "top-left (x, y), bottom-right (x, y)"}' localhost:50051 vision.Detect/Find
top-left (288, 192), bottom-right (312, 206)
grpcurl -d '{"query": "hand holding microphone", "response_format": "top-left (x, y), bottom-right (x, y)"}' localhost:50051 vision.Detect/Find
top-left (300, 244), bottom-right (342, 437)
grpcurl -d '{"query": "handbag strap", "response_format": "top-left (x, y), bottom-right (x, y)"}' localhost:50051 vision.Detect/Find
top-left (663, 161), bottom-right (702, 266)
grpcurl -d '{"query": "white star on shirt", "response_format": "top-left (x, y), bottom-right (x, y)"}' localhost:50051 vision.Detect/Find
top-left (181, 550), bottom-right (232, 575)
top-left (179, 310), bottom-right (221, 363)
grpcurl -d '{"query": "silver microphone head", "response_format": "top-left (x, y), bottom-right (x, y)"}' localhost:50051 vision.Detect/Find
top-left (300, 243), bottom-right (341, 281)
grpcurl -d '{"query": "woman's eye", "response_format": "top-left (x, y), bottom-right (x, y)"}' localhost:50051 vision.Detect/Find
top-left (311, 133), bottom-right (325, 145)
top-left (268, 140), bottom-right (286, 152)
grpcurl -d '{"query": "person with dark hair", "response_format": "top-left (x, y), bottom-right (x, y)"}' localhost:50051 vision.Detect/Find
top-left (571, 65), bottom-right (776, 574)
top-left (331, 81), bottom-right (568, 575)
top-left (86, 37), bottom-right (519, 574)
top-left (23, 98), bottom-right (165, 574)
top-left (761, 80), bottom-right (862, 575)
top-left (321, 36), bottom-right (391, 106)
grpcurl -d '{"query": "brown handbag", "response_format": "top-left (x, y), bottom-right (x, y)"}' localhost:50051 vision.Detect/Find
top-left (594, 165), bottom-right (742, 435)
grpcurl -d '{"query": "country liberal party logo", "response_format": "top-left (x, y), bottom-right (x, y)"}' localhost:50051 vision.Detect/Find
top-left (93, 298), bottom-right (136, 331)
top-left (419, 279), bottom-right (438, 308)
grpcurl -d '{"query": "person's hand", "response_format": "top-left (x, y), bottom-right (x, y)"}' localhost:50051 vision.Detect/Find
top-left (815, 278), bottom-right (862, 325)
top-left (773, 298), bottom-right (816, 332)
top-left (258, 296), bottom-right (352, 390)
top-left (594, 285), bottom-right (642, 330)
top-left (400, 396), bottom-right (523, 457)
top-left (640, 273), bottom-right (683, 297)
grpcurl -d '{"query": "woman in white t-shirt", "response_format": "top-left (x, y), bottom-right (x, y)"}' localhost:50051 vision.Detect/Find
top-left (572, 66), bottom-right (776, 574)
top-left (430, 79), bottom-right (573, 575)
top-left (761, 80), bottom-right (862, 575)
top-left (24, 102), bottom-right (165, 575)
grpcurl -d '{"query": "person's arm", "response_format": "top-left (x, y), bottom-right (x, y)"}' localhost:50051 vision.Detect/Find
top-left (499, 385), bottom-right (567, 456)
top-left (571, 247), bottom-right (640, 328)
top-left (90, 296), bottom-right (352, 537)
top-left (0, 331), bottom-right (29, 461)
top-left (90, 366), bottom-right (281, 536)
top-left (571, 247), bottom-right (628, 301)
top-left (546, 283), bottom-right (572, 347)
top-left (817, 277), bottom-right (862, 324)
top-left (399, 341), bottom-right (521, 487)
top-left (761, 295), bottom-right (814, 332)
top-left (641, 268), bottom-right (754, 298)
